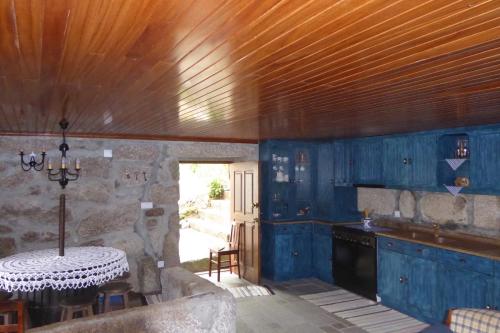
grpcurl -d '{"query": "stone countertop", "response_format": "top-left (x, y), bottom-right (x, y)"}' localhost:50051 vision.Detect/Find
top-left (374, 221), bottom-right (500, 261)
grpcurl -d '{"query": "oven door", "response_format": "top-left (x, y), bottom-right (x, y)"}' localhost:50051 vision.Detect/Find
top-left (333, 237), bottom-right (377, 300)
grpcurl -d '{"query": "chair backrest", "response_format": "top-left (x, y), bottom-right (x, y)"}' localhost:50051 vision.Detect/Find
top-left (448, 308), bottom-right (500, 333)
top-left (0, 300), bottom-right (24, 333)
top-left (229, 223), bottom-right (244, 249)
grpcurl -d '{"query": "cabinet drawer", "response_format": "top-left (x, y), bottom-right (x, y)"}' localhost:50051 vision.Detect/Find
top-left (274, 223), bottom-right (311, 234)
top-left (404, 242), bottom-right (437, 260)
top-left (378, 237), bottom-right (406, 253)
top-left (439, 250), bottom-right (494, 275)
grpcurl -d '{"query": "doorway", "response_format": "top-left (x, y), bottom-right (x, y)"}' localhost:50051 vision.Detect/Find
top-left (178, 163), bottom-right (231, 272)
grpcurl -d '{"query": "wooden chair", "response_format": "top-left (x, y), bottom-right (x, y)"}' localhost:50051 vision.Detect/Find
top-left (98, 282), bottom-right (131, 313)
top-left (209, 223), bottom-right (243, 282)
top-left (59, 295), bottom-right (95, 322)
top-left (0, 300), bottom-right (24, 333)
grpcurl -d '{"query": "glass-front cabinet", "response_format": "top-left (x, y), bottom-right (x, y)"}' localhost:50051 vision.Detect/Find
top-left (260, 140), bottom-right (316, 221)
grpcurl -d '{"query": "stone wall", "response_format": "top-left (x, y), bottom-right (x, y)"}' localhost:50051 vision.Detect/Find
top-left (0, 136), bottom-right (257, 292)
top-left (358, 188), bottom-right (500, 237)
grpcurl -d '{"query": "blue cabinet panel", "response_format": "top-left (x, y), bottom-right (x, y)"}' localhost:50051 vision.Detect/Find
top-left (312, 223), bottom-right (333, 283)
top-left (494, 278), bottom-right (500, 310)
top-left (353, 137), bottom-right (383, 184)
top-left (293, 232), bottom-right (312, 279)
top-left (316, 143), bottom-right (334, 220)
top-left (438, 266), bottom-right (492, 319)
top-left (407, 256), bottom-right (438, 322)
top-left (378, 249), bottom-right (407, 307)
top-left (411, 134), bottom-right (438, 187)
top-left (471, 133), bottom-right (500, 190)
top-left (274, 233), bottom-right (294, 281)
top-left (439, 249), bottom-right (494, 275)
top-left (383, 137), bottom-right (409, 186)
top-left (333, 140), bottom-right (352, 186)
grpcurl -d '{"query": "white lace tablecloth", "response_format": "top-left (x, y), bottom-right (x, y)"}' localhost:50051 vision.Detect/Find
top-left (0, 247), bottom-right (129, 292)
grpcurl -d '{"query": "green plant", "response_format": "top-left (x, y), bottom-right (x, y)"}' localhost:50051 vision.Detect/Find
top-left (208, 179), bottom-right (224, 199)
top-left (180, 207), bottom-right (199, 221)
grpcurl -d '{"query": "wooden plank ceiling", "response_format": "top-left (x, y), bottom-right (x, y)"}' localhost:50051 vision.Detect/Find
top-left (1, 0), bottom-right (500, 142)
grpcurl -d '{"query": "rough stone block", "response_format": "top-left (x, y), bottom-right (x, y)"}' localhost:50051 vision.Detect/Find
top-left (78, 204), bottom-right (138, 237)
top-left (145, 219), bottom-right (158, 230)
top-left (357, 188), bottom-right (398, 216)
top-left (399, 190), bottom-right (416, 219)
top-left (138, 256), bottom-right (161, 294)
top-left (0, 225), bottom-right (13, 233)
top-left (145, 208), bottom-right (164, 217)
top-left (151, 184), bottom-right (179, 205)
top-left (473, 195), bottom-right (500, 230)
top-left (81, 157), bottom-right (111, 178)
top-left (0, 238), bottom-right (15, 258)
top-left (114, 144), bottom-right (160, 161)
top-left (420, 193), bottom-right (468, 225)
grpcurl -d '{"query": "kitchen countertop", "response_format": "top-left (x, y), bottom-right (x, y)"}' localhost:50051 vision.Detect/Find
top-left (374, 221), bottom-right (500, 261)
top-left (261, 219), bottom-right (500, 260)
top-left (261, 220), bottom-right (361, 226)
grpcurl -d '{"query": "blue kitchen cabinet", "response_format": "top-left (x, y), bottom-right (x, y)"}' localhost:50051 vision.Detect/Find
top-left (315, 143), bottom-right (359, 221)
top-left (260, 140), bottom-right (317, 221)
top-left (316, 143), bottom-right (334, 220)
top-left (312, 223), bottom-right (333, 283)
top-left (383, 137), bottom-right (410, 186)
top-left (378, 248), bottom-right (408, 309)
top-left (494, 277), bottom-right (500, 310)
top-left (383, 134), bottom-right (437, 188)
top-left (471, 133), bottom-right (500, 190)
top-left (333, 140), bottom-right (352, 186)
top-left (262, 223), bottom-right (312, 281)
top-left (412, 134), bottom-right (438, 187)
top-left (378, 236), bottom-right (498, 324)
top-left (438, 266), bottom-right (492, 318)
top-left (352, 137), bottom-right (383, 184)
top-left (274, 232), bottom-right (294, 281)
top-left (407, 256), bottom-right (438, 321)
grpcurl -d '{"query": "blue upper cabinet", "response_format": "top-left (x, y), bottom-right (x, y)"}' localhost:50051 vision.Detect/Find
top-left (260, 140), bottom-right (316, 221)
top-left (471, 132), bottom-right (500, 191)
top-left (352, 137), bottom-right (383, 184)
top-left (316, 142), bottom-right (334, 220)
top-left (333, 140), bottom-right (352, 186)
top-left (383, 137), bottom-right (410, 186)
top-left (412, 134), bottom-right (438, 187)
top-left (383, 134), bottom-right (438, 188)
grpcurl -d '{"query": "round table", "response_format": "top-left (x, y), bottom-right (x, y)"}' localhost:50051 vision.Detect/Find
top-left (0, 247), bottom-right (129, 292)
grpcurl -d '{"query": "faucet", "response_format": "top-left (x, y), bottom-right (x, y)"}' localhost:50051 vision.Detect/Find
top-left (432, 223), bottom-right (440, 238)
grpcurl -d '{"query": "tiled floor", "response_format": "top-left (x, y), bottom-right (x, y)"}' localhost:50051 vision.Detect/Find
top-left (198, 271), bottom-right (368, 333)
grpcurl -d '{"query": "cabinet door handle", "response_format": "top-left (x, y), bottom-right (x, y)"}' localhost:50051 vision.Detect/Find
top-left (292, 251), bottom-right (298, 256)
top-left (416, 249), bottom-right (423, 253)
top-left (486, 305), bottom-right (492, 310)
top-left (399, 276), bottom-right (404, 284)
top-left (459, 258), bottom-right (466, 263)
top-left (387, 242), bottom-right (393, 247)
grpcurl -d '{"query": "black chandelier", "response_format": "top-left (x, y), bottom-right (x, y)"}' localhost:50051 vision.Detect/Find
top-left (47, 119), bottom-right (81, 189)
top-left (19, 150), bottom-right (46, 171)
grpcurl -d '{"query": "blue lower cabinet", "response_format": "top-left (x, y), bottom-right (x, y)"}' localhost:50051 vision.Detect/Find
top-left (274, 233), bottom-right (294, 281)
top-left (407, 256), bottom-right (438, 322)
top-left (312, 232), bottom-right (333, 283)
top-left (378, 236), bottom-right (499, 324)
top-left (438, 266), bottom-right (492, 317)
top-left (378, 249), bottom-right (408, 308)
top-left (494, 278), bottom-right (500, 310)
top-left (293, 232), bottom-right (312, 279)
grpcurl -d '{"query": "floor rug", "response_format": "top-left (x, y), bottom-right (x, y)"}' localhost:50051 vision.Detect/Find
top-left (300, 289), bottom-right (429, 333)
top-left (225, 285), bottom-right (273, 298)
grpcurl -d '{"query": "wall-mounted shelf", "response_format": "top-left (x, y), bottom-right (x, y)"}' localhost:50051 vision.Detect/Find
top-left (438, 134), bottom-right (471, 194)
